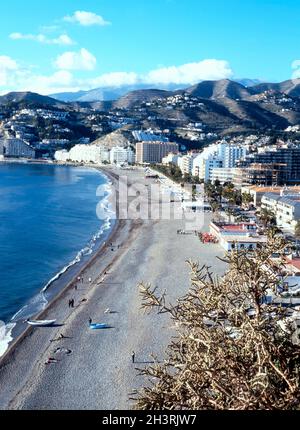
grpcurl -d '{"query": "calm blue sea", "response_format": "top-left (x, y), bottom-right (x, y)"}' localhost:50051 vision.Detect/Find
top-left (0, 163), bottom-right (112, 325)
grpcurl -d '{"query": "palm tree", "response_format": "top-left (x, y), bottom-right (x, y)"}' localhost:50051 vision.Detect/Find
top-left (242, 192), bottom-right (254, 208)
top-left (211, 200), bottom-right (221, 213)
top-left (258, 208), bottom-right (276, 227)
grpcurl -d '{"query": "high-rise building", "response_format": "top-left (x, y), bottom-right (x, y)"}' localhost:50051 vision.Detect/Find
top-left (110, 146), bottom-right (134, 165)
top-left (238, 146), bottom-right (300, 185)
top-left (191, 142), bottom-right (247, 182)
top-left (0, 138), bottom-right (35, 159)
top-left (136, 141), bottom-right (179, 164)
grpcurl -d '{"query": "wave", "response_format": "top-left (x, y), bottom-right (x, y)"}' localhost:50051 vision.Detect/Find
top-left (40, 181), bottom-right (114, 294)
top-left (0, 322), bottom-right (16, 357)
top-left (41, 216), bottom-right (112, 293)
top-left (11, 291), bottom-right (48, 322)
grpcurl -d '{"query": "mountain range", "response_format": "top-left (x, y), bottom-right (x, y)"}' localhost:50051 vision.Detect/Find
top-left (2, 78), bottom-right (300, 140)
top-left (50, 79), bottom-right (262, 103)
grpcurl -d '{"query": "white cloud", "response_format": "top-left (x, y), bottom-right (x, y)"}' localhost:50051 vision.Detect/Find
top-left (0, 54), bottom-right (80, 95)
top-left (91, 72), bottom-right (139, 88)
top-left (0, 56), bottom-right (18, 86)
top-left (64, 11), bottom-right (110, 26)
top-left (292, 60), bottom-right (300, 79)
top-left (87, 60), bottom-right (233, 89)
top-left (29, 70), bottom-right (76, 94)
top-left (144, 59), bottom-right (233, 85)
top-left (54, 48), bottom-right (97, 71)
top-left (0, 56), bottom-right (234, 95)
top-left (10, 32), bottom-right (75, 46)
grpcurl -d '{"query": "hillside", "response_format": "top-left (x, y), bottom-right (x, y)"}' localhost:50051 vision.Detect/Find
top-left (92, 125), bottom-right (135, 148)
top-left (2, 78), bottom-right (300, 150)
top-left (251, 79), bottom-right (300, 97)
top-left (112, 89), bottom-right (172, 109)
top-left (0, 92), bottom-right (67, 109)
top-left (183, 79), bottom-right (253, 100)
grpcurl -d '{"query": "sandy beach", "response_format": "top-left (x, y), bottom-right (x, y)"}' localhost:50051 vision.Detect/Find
top-left (0, 167), bottom-right (227, 410)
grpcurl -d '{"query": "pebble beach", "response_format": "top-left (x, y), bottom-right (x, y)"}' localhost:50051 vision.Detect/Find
top-left (0, 167), bottom-right (227, 410)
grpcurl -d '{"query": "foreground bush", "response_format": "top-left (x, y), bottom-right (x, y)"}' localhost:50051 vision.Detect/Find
top-left (133, 235), bottom-right (300, 410)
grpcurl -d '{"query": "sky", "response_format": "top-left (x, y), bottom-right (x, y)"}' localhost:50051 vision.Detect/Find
top-left (1, 0), bottom-right (300, 95)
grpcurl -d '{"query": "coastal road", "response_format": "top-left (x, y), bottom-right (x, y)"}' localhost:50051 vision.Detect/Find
top-left (0, 168), bottom-right (227, 410)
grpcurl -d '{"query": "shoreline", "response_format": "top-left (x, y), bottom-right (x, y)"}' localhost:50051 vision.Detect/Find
top-left (0, 166), bottom-right (146, 410)
top-left (0, 166), bottom-right (227, 410)
top-left (0, 166), bottom-right (119, 364)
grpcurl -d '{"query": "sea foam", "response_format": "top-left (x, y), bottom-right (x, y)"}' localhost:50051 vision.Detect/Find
top-left (0, 321), bottom-right (16, 357)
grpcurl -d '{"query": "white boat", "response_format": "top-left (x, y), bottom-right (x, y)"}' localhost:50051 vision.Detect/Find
top-left (26, 319), bottom-right (56, 327)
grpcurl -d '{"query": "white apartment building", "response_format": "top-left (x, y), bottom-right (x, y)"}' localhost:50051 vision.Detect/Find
top-left (261, 192), bottom-right (300, 231)
top-left (98, 146), bottom-right (110, 163)
top-left (180, 154), bottom-right (197, 175)
top-left (55, 144), bottom-right (111, 164)
top-left (191, 141), bottom-right (248, 181)
top-left (54, 149), bottom-right (69, 162)
top-left (68, 145), bottom-right (101, 163)
top-left (55, 144), bottom-right (133, 165)
top-left (192, 154), bottom-right (223, 181)
top-left (162, 152), bottom-right (180, 165)
top-left (210, 167), bottom-right (237, 184)
top-left (110, 146), bottom-right (134, 165)
top-left (218, 142), bottom-right (248, 168)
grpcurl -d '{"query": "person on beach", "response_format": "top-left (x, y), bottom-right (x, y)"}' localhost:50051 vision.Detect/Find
top-left (77, 276), bottom-right (81, 283)
top-left (88, 277), bottom-right (92, 284)
top-left (45, 357), bottom-right (58, 365)
top-left (89, 318), bottom-right (92, 325)
top-left (132, 351), bottom-right (135, 364)
top-left (75, 285), bottom-right (78, 291)
top-left (50, 333), bottom-right (66, 342)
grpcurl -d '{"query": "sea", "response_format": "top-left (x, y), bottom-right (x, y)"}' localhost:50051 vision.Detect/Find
top-left (0, 162), bottom-right (114, 356)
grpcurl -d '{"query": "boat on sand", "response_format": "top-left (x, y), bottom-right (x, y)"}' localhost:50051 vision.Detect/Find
top-left (26, 319), bottom-right (56, 327)
top-left (89, 323), bottom-right (108, 330)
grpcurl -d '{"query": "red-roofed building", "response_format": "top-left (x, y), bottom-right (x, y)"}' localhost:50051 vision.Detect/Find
top-left (210, 221), bottom-right (257, 237)
top-left (209, 221), bottom-right (266, 252)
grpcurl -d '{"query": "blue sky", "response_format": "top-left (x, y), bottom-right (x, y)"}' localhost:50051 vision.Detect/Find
top-left (0, 0), bottom-right (300, 94)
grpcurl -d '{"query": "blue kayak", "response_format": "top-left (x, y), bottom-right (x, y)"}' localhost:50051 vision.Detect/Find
top-left (89, 323), bottom-right (108, 330)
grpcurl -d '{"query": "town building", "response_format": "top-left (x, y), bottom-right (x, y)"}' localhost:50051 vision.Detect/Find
top-left (191, 141), bottom-right (247, 181)
top-left (132, 130), bottom-right (169, 142)
top-left (0, 138), bottom-right (35, 158)
top-left (241, 185), bottom-right (300, 207)
top-left (162, 152), bottom-right (180, 165)
top-left (180, 154), bottom-right (197, 175)
top-left (55, 144), bottom-right (110, 164)
top-left (136, 141), bottom-right (179, 164)
top-left (233, 164), bottom-right (285, 187)
top-left (54, 144), bottom-right (133, 165)
top-left (54, 149), bottom-right (69, 163)
top-left (261, 192), bottom-right (300, 231)
top-left (209, 167), bottom-right (237, 184)
top-left (238, 145), bottom-right (300, 185)
top-left (110, 146), bottom-right (135, 165)
top-left (209, 221), bottom-right (266, 252)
